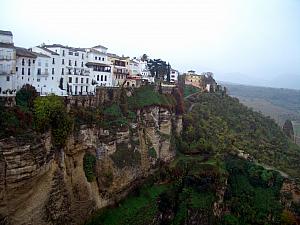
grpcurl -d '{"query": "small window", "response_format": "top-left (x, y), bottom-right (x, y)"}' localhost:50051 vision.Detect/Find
top-left (62, 50), bottom-right (65, 56)
top-left (69, 51), bottom-right (73, 55)
top-left (75, 52), bottom-right (79, 56)
top-left (28, 68), bottom-right (30, 75)
top-left (61, 68), bottom-right (64, 75)
top-left (62, 59), bottom-right (64, 64)
top-left (52, 77), bottom-right (54, 80)
top-left (81, 78), bottom-right (83, 83)
top-left (69, 60), bottom-right (71, 66)
top-left (86, 78), bottom-right (89, 83)
top-left (81, 62), bottom-right (83, 67)
top-left (101, 75), bottom-right (103, 81)
top-left (22, 68), bottom-right (24, 75)
top-left (37, 79), bottom-right (40, 82)
top-left (69, 77), bottom-right (72, 83)
top-left (6, 76), bottom-right (10, 81)
top-left (95, 56), bottom-right (97, 60)
top-left (104, 75), bottom-right (107, 81)
top-left (75, 61), bottom-right (77, 66)
top-left (102, 58), bottom-right (104, 61)
top-left (37, 68), bottom-right (41, 75)
top-left (52, 58), bottom-right (55, 64)
top-left (97, 75), bottom-right (99, 81)
top-left (33, 59), bottom-right (35, 64)
top-left (75, 78), bottom-right (78, 83)
top-left (52, 68), bottom-right (55, 75)
top-left (22, 59), bottom-right (25, 66)
top-left (16, 67), bottom-right (18, 72)
top-left (28, 59), bottom-right (31, 66)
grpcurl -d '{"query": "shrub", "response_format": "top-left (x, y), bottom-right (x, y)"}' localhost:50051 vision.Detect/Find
top-left (16, 84), bottom-right (38, 110)
top-left (83, 153), bottom-right (97, 182)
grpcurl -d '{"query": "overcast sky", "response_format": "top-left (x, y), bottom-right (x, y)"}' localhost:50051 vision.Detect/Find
top-left (1, 0), bottom-right (300, 89)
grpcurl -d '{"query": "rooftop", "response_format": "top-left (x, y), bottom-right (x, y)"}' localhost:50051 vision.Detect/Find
top-left (16, 47), bottom-right (37, 58)
top-left (93, 44), bottom-right (108, 50)
top-left (44, 44), bottom-right (86, 52)
top-left (107, 53), bottom-right (129, 60)
top-left (36, 46), bottom-right (59, 55)
top-left (0, 30), bottom-right (13, 36)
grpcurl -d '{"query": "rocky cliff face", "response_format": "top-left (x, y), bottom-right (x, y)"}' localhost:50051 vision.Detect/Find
top-left (0, 106), bottom-right (182, 225)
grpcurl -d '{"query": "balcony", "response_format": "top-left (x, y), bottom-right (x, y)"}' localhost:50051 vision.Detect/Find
top-left (0, 70), bottom-right (14, 75)
top-left (0, 56), bottom-right (14, 60)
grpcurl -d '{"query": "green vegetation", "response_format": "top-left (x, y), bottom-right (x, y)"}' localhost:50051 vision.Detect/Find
top-left (16, 84), bottom-right (38, 111)
top-left (183, 85), bottom-right (200, 97)
top-left (34, 95), bottom-right (73, 148)
top-left (127, 85), bottom-right (176, 110)
top-left (179, 93), bottom-right (300, 179)
top-left (224, 157), bottom-right (284, 224)
top-left (148, 147), bottom-right (157, 158)
top-left (85, 184), bottom-right (169, 225)
top-left (83, 153), bottom-right (97, 182)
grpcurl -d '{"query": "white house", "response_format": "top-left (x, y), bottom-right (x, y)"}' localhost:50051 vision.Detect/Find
top-left (85, 45), bottom-right (112, 89)
top-left (170, 69), bottom-right (179, 83)
top-left (0, 30), bottom-right (16, 96)
top-left (31, 46), bottom-right (66, 96)
top-left (108, 53), bottom-right (130, 87)
top-left (43, 44), bottom-right (92, 95)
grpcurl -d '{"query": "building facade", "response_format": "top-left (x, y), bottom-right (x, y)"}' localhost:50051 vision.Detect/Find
top-left (0, 30), bottom-right (16, 96)
top-left (108, 53), bottom-right (130, 87)
top-left (86, 45), bottom-right (112, 90)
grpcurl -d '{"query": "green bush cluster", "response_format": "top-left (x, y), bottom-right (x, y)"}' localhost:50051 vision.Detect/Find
top-left (83, 153), bottom-right (97, 182)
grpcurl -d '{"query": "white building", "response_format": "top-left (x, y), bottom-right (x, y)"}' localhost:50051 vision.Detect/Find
top-left (43, 44), bottom-right (92, 95)
top-left (170, 69), bottom-right (179, 83)
top-left (0, 30), bottom-right (16, 96)
top-left (31, 46), bottom-right (66, 96)
top-left (108, 53), bottom-right (130, 87)
top-left (85, 45), bottom-right (112, 89)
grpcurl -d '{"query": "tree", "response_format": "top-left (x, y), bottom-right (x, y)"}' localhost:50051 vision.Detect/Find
top-left (141, 53), bottom-right (148, 62)
top-left (147, 59), bottom-right (169, 80)
top-left (283, 120), bottom-right (294, 139)
top-left (16, 84), bottom-right (38, 110)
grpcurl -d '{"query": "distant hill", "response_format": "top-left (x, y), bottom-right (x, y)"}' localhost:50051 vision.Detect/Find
top-left (220, 82), bottom-right (300, 126)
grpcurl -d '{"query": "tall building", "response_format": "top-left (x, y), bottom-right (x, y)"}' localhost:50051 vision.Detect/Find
top-left (43, 44), bottom-right (91, 95)
top-left (107, 53), bottom-right (130, 87)
top-left (85, 45), bottom-right (112, 89)
top-left (0, 30), bottom-right (16, 96)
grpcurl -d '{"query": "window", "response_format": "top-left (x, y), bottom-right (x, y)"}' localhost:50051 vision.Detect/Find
top-left (62, 59), bottom-right (64, 64)
top-left (16, 67), bottom-right (18, 72)
top-left (52, 58), bottom-right (55, 64)
top-left (69, 60), bottom-right (71, 66)
top-left (37, 68), bottom-right (41, 75)
top-left (75, 52), bottom-right (79, 56)
top-left (82, 53), bottom-right (84, 59)
top-left (95, 56), bottom-right (97, 60)
top-left (102, 58), bottom-right (104, 61)
top-left (81, 78), bottom-right (83, 83)
top-left (52, 77), bottom-right (54, 80)
top-left (52, 68), bottom-right (55, 75)
top-left (104, 75), bottom-right (107, 81)
top-left (97, 75), bottom-right (99, 81)
top-left (37, 79), bottom-right (40, 82)
top-left (22, 68), bottom-right (24, 75)
top-left (22, 59), bottom-right (25, 66)
top-left (69, 77), bottom-right (72, 83)
top-left (6, 76), bottom-right (10, 81)
top-left (75, 61), bottom-right (77, 66)
top-left (86, 86), bottom-right (88, 92)
top-left (28, 68), bottom-right (30, 75)
top-left (33, 59), bottom-right (35, 64)
top-left (75, 77), bottom-right (78, 83)
top-left (86, 78), bottom-right (89, 83)
top-left (62, 50), bottom-right (65, 56)
top-left (101, 75), bottom-right (103, 81)
top-left (81, 62), bottom-right (83, 67)
top-left (28, 59), bottom-right (31, 66)
top-left (61, 68), bottom-right (64, 75)
top-left (69, 51), bottom-right (73, 55)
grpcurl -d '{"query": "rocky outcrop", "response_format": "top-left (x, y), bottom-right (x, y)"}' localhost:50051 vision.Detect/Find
top-left (0, 106), bottom-right (182, 225)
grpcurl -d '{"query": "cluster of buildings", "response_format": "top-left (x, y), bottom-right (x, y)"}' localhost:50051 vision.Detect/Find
top-left (184, 70), bottom-right (218, 92)
top-left (0, 30), bottom-right (179, 96)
